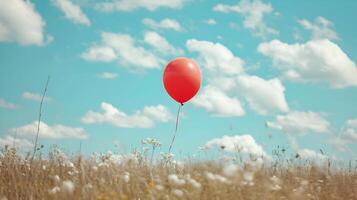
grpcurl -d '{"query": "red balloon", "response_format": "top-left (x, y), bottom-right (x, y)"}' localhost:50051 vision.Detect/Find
top-left (163, 57), bottom-right (201, 104)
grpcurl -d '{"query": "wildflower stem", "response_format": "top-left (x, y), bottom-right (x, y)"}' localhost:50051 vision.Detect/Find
top-left (31, 75), bottom-right (50, 161)
top-left (150, 146), bottom-right (155, 165)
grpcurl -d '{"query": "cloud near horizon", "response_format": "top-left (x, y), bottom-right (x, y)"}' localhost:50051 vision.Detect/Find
top-left (204, 134), bottom-right (269, 158)
top-left (9, 121), bottom-right (88, 139)
top-left (81, 102), bottom-right (172, 128)
top-left (266, 111), bottom-right (330, 135)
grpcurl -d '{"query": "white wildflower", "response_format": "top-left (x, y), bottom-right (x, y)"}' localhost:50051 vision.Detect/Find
top-left (205, 172), bottom-right (230, 184)
top-left (161, 152), bottom-right (174, 161)
top-left (271, 184), bottom-right (281, 191)
top-left (205, 172), bottom-right (216, 181)
top-left (292, 179), bottom-right (309, 197)
top-left (62, 180), bottom-right (75, 194)
top-left (142, 138), bottom-right (161, 148)
top-left (270, 175), bottom-right (282, 191)
top-left (172, 189), bottom-right (184, 197)
top-left (98, 162), bottom-right (109, 168)
top-left (65, 161), bottom-right (74, 168)
top-left (48, 186), bottom-right (60, 194)
top-left (83, 183), bottom-right (93, 190)
top-left (215, 175), bottom-right (229, 184)
top-left (168, 174), bottom-right (185, 186)
top-left (222, 164), bottom-right (239, 177)
top-left (52, 175), bottom-right (60, 184)
top-left (109, 154), bottom-right (124, 165)
top-left (67, 169), bottom-right (79, 176)
top-left (241, 171), bottom-right (255, 186)
top-left (155, 185), bottom-right (164, 191)
top-left (243, 171), bottom-right (254, 182)
top-left (122, 172), bottom-right (130, 183)
top-left (186, 176), bottom-right (201, 189)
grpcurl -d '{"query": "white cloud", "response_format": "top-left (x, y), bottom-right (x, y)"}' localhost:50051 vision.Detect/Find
top-left (204, 134), bottom-right (268, 157)
top-left (292, 31), bottom-right (303, 41)
top-left (95, 0), bottom-right (186, 12)
top-left (102, 32), bottom-right (164, 68)
top-left (341, 119), bottom-right (357, 141)
top-left (0, 0), bottom-right (51, 46)
top-left (81, 102), bottom-right (172, 128)
top-left (236, 75), bottom-right (289, 115)
top-left (0, 135), bottom-right (33, 150)
top-left (258, 39), bottom-right (357, 88)
top-left (191, 85), bottom-right (245, 117)
top-left (337, 119), bottom-right (357, 144)
top-left (266, 111), bottom-right (330, 135)
top-left (10, 121), bottom-right (88, 139)
top-left (143, 18), bottom-right (183, 32)
top-left (186, 39), bottom-right (244, 76)
top-left (22, 92), bottom-right (51, 102)
top-left (298, 16), bottom-right (338, 40)
top-left (205, 18), bottom-right (217, 25)
top-left (214, 0), bottom-right (278, 38)
top-left (99, 72), bottom-right (118, 79)
top-left (186, 38), bottom-right (289, 116)
top-left (328, 118), bottom-right (357, 152)
top-left (142, 105), bottom-right (172, 122)
top-left (208, 77), bottom-right (238, 92)
top-left (81, 32), bottom-right (164, 69)
top-left (328, 137), bottom-right (349, 152)
top-left (81, 46), bottom-right (117, 62)
top-left (0, 98), bottom-right (19, 109)
top-left (144, 31), bottom-right (183, 55)
top-left (297, 148), bottom-right (328, 163)
top-left (52, 0), bottom-right (91, 26)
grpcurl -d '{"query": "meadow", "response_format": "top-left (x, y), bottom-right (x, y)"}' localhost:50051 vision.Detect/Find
top-left (1, 140), bottom-right (356, 200)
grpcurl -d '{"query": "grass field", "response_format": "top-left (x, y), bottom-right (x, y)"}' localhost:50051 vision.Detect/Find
top-left (1, 143), bottom-right (356, 200)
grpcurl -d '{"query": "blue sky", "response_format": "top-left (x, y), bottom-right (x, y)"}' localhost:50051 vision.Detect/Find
top-left (0, 0), bottom-right (357, 161)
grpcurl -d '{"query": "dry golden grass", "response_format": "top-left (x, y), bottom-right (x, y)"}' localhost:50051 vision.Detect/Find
top-left (0, 145), bottom-right (356, 200)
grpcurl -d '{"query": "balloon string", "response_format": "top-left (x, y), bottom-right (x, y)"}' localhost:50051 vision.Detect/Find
top-left (168, 103), bottom-right (183, 153)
